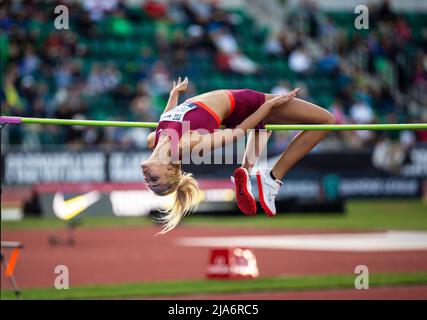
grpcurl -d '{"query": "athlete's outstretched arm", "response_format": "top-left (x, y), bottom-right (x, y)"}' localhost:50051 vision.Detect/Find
top-left (163, 77), bottom-right (188, 114)
top-left (147, 77), bottom-right (189, 150)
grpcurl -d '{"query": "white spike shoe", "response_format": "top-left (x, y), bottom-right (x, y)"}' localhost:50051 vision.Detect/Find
top-left (256, 169), bottom-right (282, 216)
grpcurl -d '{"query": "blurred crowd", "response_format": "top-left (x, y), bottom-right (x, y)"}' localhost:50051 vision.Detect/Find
top-left (1, 0), bottom-right (426, 154)
top-left (1, 0), bottom-right (258, 149)
top-left (267, 0), bottom-right (427, 155)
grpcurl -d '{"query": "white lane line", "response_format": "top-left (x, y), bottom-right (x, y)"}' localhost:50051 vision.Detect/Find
top-left (176, 231), bottom-right (427, 252)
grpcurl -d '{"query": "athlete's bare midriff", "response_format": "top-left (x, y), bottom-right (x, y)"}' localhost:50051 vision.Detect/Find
top-left (186, 90), bottom-right (231, 121)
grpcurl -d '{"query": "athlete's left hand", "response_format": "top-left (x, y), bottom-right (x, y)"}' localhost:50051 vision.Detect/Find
top-left (266, 88), bottom-right (300, 109)
top-left (171, 77), bottom-right (188, 93)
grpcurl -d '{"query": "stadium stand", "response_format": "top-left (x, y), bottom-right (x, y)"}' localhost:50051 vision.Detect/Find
top-left (1, 0), bottom-right (426, 150)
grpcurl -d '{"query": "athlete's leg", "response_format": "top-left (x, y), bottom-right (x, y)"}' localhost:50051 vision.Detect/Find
top-left (253, 95), bottom-right (334, 216)
top-left (239, 92), bottom-right (280, 173)
top-left (264, 96), bottom-right (336, 179)
top-left (241, 129), bottom-right (272, 174)
top-left (234, 91), bottom-right (334, 216)
top-left (234, 129), bottom-right (272, 215)
top-left (234, 92), bottom-right (273, 215)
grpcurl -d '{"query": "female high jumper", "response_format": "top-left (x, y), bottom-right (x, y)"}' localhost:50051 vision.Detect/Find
top-left (142, 77), bottom-right (335, 233)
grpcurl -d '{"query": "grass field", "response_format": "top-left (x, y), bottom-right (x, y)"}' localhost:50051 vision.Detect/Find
top-left (2, 200), bottom-right (427, 230)
top-left (2, 272), bottom-right (427, 300)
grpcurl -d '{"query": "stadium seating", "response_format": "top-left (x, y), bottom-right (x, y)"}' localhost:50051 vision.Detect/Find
top-left (2, 2), bottom-right (426, 142)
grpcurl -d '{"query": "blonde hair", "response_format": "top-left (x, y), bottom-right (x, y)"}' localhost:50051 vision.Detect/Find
top-left (156, 163), bottom-right (200, 234)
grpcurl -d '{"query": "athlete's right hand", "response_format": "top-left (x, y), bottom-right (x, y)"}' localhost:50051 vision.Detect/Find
top-left (171, 76), bottom-right (188, 93)
top-left (265, 88), bottom-right (300, 108)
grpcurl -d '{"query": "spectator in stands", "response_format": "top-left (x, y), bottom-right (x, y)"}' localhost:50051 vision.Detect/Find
top-left (20, 46), bottom-right (40, 76)
top-left (317, 47), bottom-right (340, 74)
top-left (186, 24), bottom-right (211, 52)
top-left (149, 60), bottom-right (171, 96)
top-left (288, 45), bottom-right (312, 75)
top-left (86, 63), bottom-right (121, 94)
top-left (329, 99), bottom-right (347, 125)
top-left (20, 75), bottom-right (38, 112)
top-left (394, 15), bottom-right (412, 42)
top-left (82, 0), bottom-right (118, 21)
top-left (0, 5), bottom-right (13, 33)
top-left (349, 98), bottom-right (375, 125)
top-left (103, 63), bottom-right (122, 91)
top-left (210, 27), bottom-right (238, 54)
top-left (170, 30), bottom-right (190, 66)
top-left (130, 82), bottom-right (157, 122)
top-left (2, 0), bottom-right (426, 149)
top-left (228, 53), bottom-right (259, 75)
top-left (374, 0), bottom-right (396, 24)
top-left (349, 97), bottom-right (376, 144)
top-left (264, 33), bottom-right (284, 57)
top-left (54, 60), bottom-right (74, 89)
top-left (110, 7), bottom-right (133, 37)
top-left (186, 0), bottom-right (215, 26)
top-left (271, 80), bottom-right (291, 95)
top-left (319, 16), bottom-right (338, 41)
top-left (3, 67), bottom-right (24, 116)
top-left (112, 83), bottom-right (133, 110)
top-left (211, 27), bottom-right (259, 74)
top-left (143, 0), bottom-right (167, 19)
top-left (373, 86), bottom-right (397, 115)
top-left (87, 63), bottom-right (105, 94)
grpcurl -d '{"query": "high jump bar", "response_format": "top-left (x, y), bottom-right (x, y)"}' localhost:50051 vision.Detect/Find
top-left (1, 116), bottom-right (426, 131)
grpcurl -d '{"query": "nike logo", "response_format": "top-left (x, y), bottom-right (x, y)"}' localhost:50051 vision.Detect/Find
top-left (53, 191), bottom-right (101, 221)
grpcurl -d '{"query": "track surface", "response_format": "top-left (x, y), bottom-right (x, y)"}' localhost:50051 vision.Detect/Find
top-left (2, 225), bottom-right (427, 292)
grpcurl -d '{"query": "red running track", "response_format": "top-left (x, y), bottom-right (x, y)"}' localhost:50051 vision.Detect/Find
top-left (2, 225), bottom-right (427, 289)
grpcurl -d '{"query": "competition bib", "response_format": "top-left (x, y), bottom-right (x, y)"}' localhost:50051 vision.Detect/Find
top-left (160, 103), bottom-right (197, 123)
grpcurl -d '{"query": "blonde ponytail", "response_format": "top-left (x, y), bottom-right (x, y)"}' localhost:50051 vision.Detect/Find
top-left (157, 172), bottom-right (200, 234)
